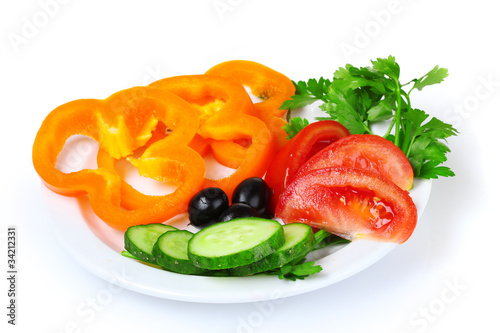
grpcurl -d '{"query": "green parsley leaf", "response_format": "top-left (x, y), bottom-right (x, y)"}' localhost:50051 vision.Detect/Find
top-left (267, 260), bottom-right (322, 281)
top-left (319, 87), bottom-right (372, 134)
top-left (280, 56), bottom-right (458, 179)
top-left (367, 98), bottom-right (394, 122)
top-left (283, 117), bottom-right (309, 139)
top-left (411, 65), bottom-right (449, 91)
top-left (305, 77), bottom-right (332, 98)
top-left (400, 108), bottom-right (457, 177)
top-left (280, 94), bottom-right (320, 111)
top-left (280, 78), bottom-right (331, 111)
top-left (419, 162), bottom-right (455, 179)
top-left (285, 261), bottom-right (323, 280)
top-left (371, 56), bottom-right (400, 80)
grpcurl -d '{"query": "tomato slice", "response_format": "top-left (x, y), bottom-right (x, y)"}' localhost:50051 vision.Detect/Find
top-left (265, 120), bottom-right (350, 210)
top-left (295, 134), bottom-right (414, 191)
top-left (275, 167), bottom-right (417, 243)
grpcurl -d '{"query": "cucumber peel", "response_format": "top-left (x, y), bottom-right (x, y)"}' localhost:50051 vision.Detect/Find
top-left (124, 224), bottom-right (177, 264)
top-left (188, 218), bottom-right (285, 270)
top-left (153, 230), bottom-right (213, 275)
top-left (121, 219), bottom-right (351, 280)
top-left (227, 223), bottom-right (315, 276)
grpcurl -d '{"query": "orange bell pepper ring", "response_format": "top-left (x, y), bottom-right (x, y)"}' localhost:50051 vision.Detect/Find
top-left (150, 74), bottom-right (256, 169)
top-left (96, 74), bottom-right (276, 209)
top-left (205, 60), bottom-right (295, 150)
top-left (32, 86), bottom-right (205, 231)
top-left (149, 75), bottom-right (276, 196)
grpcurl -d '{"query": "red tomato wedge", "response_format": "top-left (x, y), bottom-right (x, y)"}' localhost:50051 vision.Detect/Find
top-left (275, 167), bottom-right (417, 243)
top-left (295, 134), bottom-right (414, 191)
top-left (265, 120), bottom-right (350, 210)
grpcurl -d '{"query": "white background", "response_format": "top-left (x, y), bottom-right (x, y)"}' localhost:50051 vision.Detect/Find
top-left (1, 0), bottom-right (499, 332)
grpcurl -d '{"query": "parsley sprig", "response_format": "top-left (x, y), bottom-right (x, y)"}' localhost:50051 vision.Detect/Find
top-left (280, 56), bottom-right (458, 179)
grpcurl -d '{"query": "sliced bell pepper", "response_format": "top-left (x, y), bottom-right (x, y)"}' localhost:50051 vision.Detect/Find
top-left (150, 74), bottom-right (258, 169)
top-left (149, 74), bottom-right (276, 196)
top-left (96, 74), bottom-right (276, 212)
top-left (205, 60), bottom-right (296, 149)
top-left (150, 74), bottom-right (255, 127)
top-left (33, 86), bottom-right (205, 231)
top-left (200, 114), bottom-right (276, 197)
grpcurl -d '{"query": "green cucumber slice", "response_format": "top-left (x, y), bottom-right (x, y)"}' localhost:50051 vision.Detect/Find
top-left (188, 217), bottom-right (285, 270)
top-left (228, 223), bottom-right (315, 276)
top-left (124, 224), bottom-right (177, 264)
top-left (153, 230), bottom-right (212, 275)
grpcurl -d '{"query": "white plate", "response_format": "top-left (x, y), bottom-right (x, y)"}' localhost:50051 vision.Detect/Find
top-left (42, 103), bottom-right (432, 303)
top-left (42, 172), bottom-right (431, 304)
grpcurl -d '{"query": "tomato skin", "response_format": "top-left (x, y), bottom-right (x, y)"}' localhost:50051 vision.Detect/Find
top-left (275, 167), bottom-right (417, 244)
top-left (265, 120), bottom-right (350, 211)
top-left (295, 134), bottom-right (414, 191)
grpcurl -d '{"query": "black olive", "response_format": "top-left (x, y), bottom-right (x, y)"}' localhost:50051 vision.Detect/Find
top-left (218, 203), bottom-right (260, 222)
top-left (231, 177), bottom-right (273, 218)
top-left (188, 187), bottom-right (229, 228)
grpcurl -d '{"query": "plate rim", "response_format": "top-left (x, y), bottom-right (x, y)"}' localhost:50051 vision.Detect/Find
top-left (41, 178), bottom-right (431, 303)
